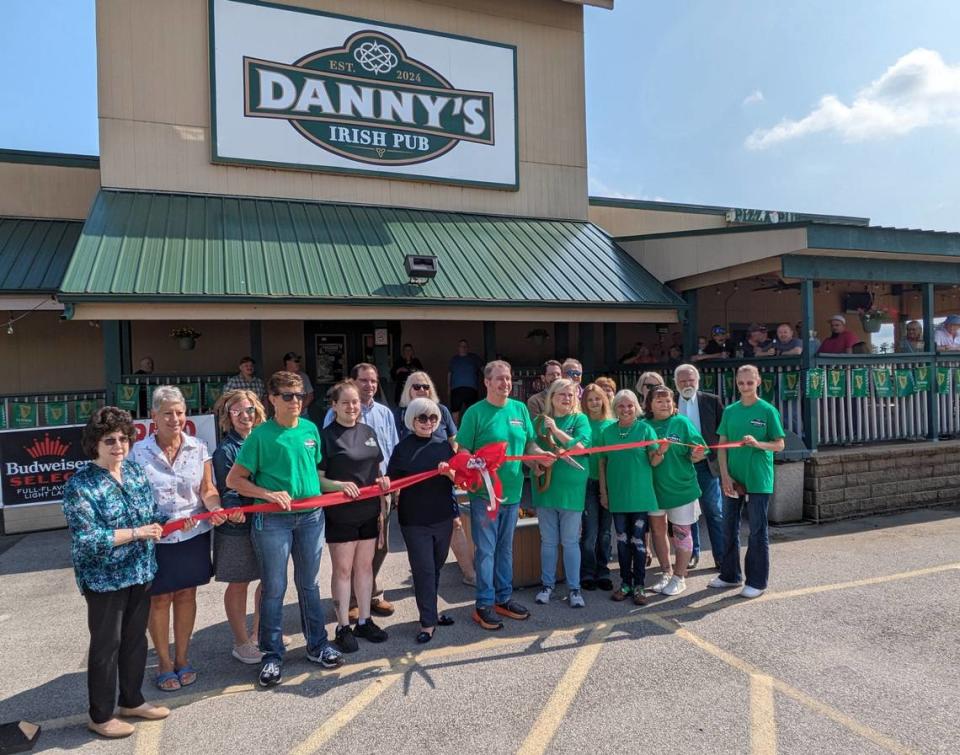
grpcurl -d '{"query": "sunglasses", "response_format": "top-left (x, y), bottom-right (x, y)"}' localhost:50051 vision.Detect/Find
top-left (415, 414), bottom-right (440, 424)
top-left (101, 436), bottom-right (130, 447)
top-left (229, 406), bottom-right (256, 417)
top-left (643, 383), bottom-right (661, 390)
top-left (274, 392), bottom-right (306, 402)
top-left (565, 370), bottom-right (583, 377)
top-left (411, 383), bottom-right (430, 391)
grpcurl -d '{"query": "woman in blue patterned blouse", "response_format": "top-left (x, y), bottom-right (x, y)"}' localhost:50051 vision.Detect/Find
top-left (62, 407), bottom-right (171, 739)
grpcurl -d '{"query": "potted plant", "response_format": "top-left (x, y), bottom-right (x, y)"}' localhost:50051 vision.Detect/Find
top-left (171, 326), bottom-right (202, 350)
top-left (857, 306), bottom-right (895, 334)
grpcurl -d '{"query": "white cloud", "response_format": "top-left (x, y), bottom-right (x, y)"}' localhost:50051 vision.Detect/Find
top-left (746, 48), bottom-right (960, 150)
top-left (742, 89), bottom-right (764, 106)
top-left (587, 174), bottom-right (641, 199)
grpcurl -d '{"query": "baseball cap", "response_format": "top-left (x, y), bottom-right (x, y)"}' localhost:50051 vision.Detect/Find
top-left (239, 355), bottom-right (255, 364)
top-left (748, 322), bottom-right (766, 332)
top-left (828, 314), bottom-right (846, 324)
top-left (282, 351), bottom-right (302, 362)
top-left (711, 325), bottom-right (727, 335)
top-left (945, 314), bottom-right (960, 326)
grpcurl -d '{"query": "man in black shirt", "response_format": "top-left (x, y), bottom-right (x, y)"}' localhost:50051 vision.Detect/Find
top-left (700, 326), bottom-right (731, 360)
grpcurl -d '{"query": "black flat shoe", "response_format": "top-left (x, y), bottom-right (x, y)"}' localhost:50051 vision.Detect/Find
top-left (581, 578), bottom-right (597, 591)
top-left (596, 577), bottom-right (614, 591)
top-left (437, 614), bottom-right (455, 626)
top-left (416, 630), bottom-right (434, 644)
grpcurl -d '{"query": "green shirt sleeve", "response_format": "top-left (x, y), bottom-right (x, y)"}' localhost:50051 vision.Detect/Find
top-left (767, 404), bottom-right (786, 439)
top-left (457, 405), bottom-right (478, 453)
top-left (234, 428), bottom-right (260, 475)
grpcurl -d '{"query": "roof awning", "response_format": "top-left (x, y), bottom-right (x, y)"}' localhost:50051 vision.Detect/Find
top-left (0, 217), bottom-right (82, 309)
top-left (616, 222), bottom-right (960, 291)
top-left (59, 190), bottom-right (684, 322)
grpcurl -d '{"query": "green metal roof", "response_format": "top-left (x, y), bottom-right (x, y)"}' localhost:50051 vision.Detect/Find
top-left (60, 190), bottom-right (684, 309)
top-left (0, 149), bottom-right (99, 169)
top-left (0, 217), bottom-right (84, 293)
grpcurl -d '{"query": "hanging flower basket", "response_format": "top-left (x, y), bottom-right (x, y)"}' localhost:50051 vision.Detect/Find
top-left (858, 308), bottom-right (894, 334)
top-left (171, 327), bottom-right (201, 350)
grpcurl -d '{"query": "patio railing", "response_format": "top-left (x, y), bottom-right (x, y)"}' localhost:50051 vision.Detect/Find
top-left (0, 389), bottom-right (106, 429)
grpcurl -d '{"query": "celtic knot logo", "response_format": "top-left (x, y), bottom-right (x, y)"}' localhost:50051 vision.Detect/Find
top-left (353, 40), bottom-right (398, 74)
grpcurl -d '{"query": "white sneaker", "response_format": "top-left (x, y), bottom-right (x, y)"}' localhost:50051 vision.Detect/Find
top-left (661, 575), bottom-right (687, 596)
top-left (708, 576), bottom-right (743, 589)
top-left (232, 641), bottom-right (264, 664)
top-left (650, 574), bottom-right (672, 594)
top-left (535, 586), bottom-right (553, 604)
top-left (740, 585), bottom-right (765, 599)
top-left (568, 589), bottom-right (585, 608)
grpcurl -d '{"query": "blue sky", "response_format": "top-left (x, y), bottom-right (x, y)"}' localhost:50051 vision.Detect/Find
top-left (2, 1), bottom-right (958, 230)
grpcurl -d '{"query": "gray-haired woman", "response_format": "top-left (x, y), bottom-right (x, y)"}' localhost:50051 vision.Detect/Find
top-left (386, 397), bottom-right (457, 643)
top-left (130, 386), bottom-right (228, 692)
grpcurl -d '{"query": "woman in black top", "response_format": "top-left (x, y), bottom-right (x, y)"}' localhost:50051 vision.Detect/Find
top-left (320, 380), bottom-right (390, 653)
top-left (387, 397), bottom-right (457, 643)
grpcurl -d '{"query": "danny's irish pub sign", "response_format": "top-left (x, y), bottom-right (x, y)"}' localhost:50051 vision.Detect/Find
top-left (211, 0), bottom-right (518, 188)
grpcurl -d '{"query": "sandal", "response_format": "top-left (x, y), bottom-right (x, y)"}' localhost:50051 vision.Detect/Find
top-left (155, 671), bottom-right (181, 692)
top-left (416, 629), bottom-right (434, 644)
top-left (175, 664), bottom-right (198, 686)
top-left (437, 614), bottom-right (455, 626)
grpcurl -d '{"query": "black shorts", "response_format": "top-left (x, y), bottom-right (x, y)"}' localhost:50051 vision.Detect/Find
top-left (449, 386), bottom-right (479, 412)
top-left (325, 498), bottom-right (380, 543)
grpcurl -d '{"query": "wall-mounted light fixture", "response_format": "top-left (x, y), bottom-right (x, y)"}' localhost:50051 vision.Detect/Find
top-left (404, 254), bottom-right (438, 286)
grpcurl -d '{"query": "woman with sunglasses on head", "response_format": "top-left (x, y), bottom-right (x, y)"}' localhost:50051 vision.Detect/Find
top-left (642, 386), bottom-right (708, 597)
top-left (387, 397), bottom-right (458, 643)
top-left (395, 370), bottom-right (477, 587)
top-left (394, 371), bottom-right (458, 442)
top-left (211, 390), bottom-right (268, 665)
top-left (320, 379), bottom-right (391, 653)
top-left (531, 378), bottom-right (592, 608)
top-left (63, 407), bottom-right (170, 738)
top-left (635, 371), bottom-right (665, 407)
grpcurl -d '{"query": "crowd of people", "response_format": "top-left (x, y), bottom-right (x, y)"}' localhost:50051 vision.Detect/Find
top-left (62, 354), bottom-right (785, 739)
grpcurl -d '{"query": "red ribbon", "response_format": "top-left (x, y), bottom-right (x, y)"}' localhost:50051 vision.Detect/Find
top-left (159, 437), bottom-right (746, 536)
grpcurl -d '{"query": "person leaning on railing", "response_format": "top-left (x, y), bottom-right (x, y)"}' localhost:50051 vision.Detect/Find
top-left (709, 364), bottom-right (785, 599)
top-left (62, 406), bottom-right (170, 739)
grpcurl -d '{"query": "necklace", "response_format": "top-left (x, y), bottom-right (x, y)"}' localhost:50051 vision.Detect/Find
top-left (617, 422), bottom-right (634, 439)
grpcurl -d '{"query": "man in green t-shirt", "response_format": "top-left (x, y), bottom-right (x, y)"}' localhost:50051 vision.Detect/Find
top-left (457, 360), bottom-right (555, 630)
top-left (708, 364), bottom-right (785, 600)
top-left (228, 371), bottom-right (356, 687)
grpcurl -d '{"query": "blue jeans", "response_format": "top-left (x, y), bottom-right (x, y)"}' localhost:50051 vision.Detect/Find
top-left (580, 479), bottom-right (612, 580)
top-left (251, 509), bottom-right (329, 663)
top-left (469, 498), bottom-right (519, 609)
top-left (719, 493), bottom-right (771, 590)
top-left (692, 462), bottom-right (724, 565)
top-left (612, 513), bottom-right (648, 589)
top-left (537, 508), bottom-right (582, 590)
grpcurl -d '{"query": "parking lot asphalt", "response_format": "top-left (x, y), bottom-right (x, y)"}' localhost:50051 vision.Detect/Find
top-left (1, 505), bottom-right (958, 754)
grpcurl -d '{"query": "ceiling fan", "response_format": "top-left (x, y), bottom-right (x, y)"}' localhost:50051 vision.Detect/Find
top-left (752, 278), bottom-right (818, 292)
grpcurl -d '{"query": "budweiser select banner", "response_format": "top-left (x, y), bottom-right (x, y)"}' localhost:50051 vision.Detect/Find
top-left (209, 0), bottom-right (518, 188)
top-left (0, 416), bottom-right (217, 508)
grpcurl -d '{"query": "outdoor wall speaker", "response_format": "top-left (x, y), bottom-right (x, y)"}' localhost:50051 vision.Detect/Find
top-left (404, 254), bottom-right (438, 285)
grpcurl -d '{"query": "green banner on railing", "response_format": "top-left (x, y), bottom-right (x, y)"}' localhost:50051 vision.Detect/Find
top-left (914, 365), bottom-right (930, 392)
top-left (805, 368), bottom-right (825, 399)
top-left (937, 367), bottom-right (952, 395)
top-left (177, 383), bottom-right (201, 411)
top-left (702, 373), bottom-right (717, 392)
top-left (74, 399), bottom-right (97, 423)
top-left (205, 383), bottom-right (225, 409)
top-left (0, 402), bottom-right (7, 430)
top-left (779, 371), bottom-right (800, 400)
top-left (851, 368), bottom-right (870, 398)
top-left (826, 367), bottom-right (846, 398)
top-left (116, 384), bottom-right (140, 412)
top-left (872, 368), bottom-right (894, 398)
top-left (43, 401), bottom-right (69, 426)
top-left (723, 371), bottom-right (735, 398)
top-left (12, 402), bottom-right (37, 428)
top-left (760, 373), bottom-right (776, 402)
top-left (894, 369), bottom-right (915, 397)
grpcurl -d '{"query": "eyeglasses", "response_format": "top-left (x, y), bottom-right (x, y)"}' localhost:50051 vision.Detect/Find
top-left (565, 370), bottom-right (583, 377)
top-left (229, 406), bottom-right (256, 417)
top-left (411, 383), bottom-right (430, 391)
top-left (415, 414), bottom-right (440, 424)
top-left (101, 436), bottom-right (130, 447)
top-left (274, 392), bottom-right (306, 402)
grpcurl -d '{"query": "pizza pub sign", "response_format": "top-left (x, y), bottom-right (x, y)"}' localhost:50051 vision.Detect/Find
top-left (211, 0), bottom-right (518, 188)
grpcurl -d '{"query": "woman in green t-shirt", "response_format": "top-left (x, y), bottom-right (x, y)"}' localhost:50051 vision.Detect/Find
top-left (599, 390), bottom-right (662, 605)
top-left (643, 386), bottom-right (708, 598)
top-left (532, 379), bottom-right (592, 608)
top-left (710, 364), bottom-right (785, 599)
top-left (579, 383), bottom-right (615, 592)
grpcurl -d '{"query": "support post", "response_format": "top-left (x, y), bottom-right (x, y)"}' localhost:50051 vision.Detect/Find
top-left (483, 321), bottom-right (496, 363)
top-left (103, 321), bottom-right (123, 405)
top-left (372, 321), bottom-right (390, 379)
top-left (249, 321), bottom-right (263, 372)
top-left (800, 279), bottom-right (818, 452)
top-left (554, 323), bottom-right (569, 360)
top-left (603, 322), bottom-right (617, 371)
top-left (683, 289), bottom-right (698, 359)
top-left (923, 283), bottom-right (939, 440)
top-left (578, 322), bottom-right (596, 376)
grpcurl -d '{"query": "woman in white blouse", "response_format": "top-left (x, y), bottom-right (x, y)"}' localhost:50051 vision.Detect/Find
top-left (131, 386), bottom-right (228, 692)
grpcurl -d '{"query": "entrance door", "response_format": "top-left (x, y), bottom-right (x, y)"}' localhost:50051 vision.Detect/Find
top-left (303, 320), bottom-right (400, 406)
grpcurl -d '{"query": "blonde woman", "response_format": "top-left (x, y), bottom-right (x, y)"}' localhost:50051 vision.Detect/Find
top-left (212, 390), bottom-right (267, 664)
top-left (635, 371), bottom-right (665, 408)
top-left (395, 370), bottom-right (476, 586)
top-left (580, 383), bottom-right (615, 591)
top-left (594, 376), bottom-right (616, 404)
